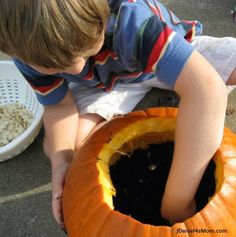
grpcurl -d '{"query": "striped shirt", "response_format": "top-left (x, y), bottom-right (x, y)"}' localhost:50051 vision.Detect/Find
top-left (14, 0), bottom-right (202, 105)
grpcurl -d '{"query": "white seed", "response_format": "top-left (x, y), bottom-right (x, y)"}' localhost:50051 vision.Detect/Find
top-left (148, 163), bottom-right (157, 171)
top-left (0, 103), bottom-right (34, 147)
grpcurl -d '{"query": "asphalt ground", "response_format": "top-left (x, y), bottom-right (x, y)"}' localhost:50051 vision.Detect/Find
top-left (1, 0), bottom-right (236, 236)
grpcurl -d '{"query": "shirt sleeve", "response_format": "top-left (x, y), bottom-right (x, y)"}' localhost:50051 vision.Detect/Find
top-left (113, 1), bottom-right (194, 88)
top-left (13, 59), bottom-right (68, 105)
top-left (137, 15), bottom-right (194, 87)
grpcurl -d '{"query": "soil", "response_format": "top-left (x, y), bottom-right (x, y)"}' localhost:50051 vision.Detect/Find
top-left (110, 142), bottom-right (216, 226)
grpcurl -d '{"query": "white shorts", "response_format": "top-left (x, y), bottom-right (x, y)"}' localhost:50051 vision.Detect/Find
top-left (69, 36), bottom-right (236, 120)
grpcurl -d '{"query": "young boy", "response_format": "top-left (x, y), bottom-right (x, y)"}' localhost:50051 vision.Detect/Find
top-left (1, 0), bottom-right (236, 228)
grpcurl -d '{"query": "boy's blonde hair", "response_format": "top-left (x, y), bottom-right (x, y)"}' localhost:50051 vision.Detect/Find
top-left (0, 0), bottom-right (110, 69)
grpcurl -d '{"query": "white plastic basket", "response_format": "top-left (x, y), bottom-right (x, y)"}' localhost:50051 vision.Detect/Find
top-left (0, 61), bottom-right (44, 162)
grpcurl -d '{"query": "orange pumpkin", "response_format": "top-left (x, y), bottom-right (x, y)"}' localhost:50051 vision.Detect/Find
top-left (63, 107), bottom-right (236, 237)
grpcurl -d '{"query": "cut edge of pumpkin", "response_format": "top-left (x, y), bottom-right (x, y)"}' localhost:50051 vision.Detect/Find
top-left (96, 116), bottom-right (225, 223)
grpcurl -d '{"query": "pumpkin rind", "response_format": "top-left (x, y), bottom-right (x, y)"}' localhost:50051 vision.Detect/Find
top-left (63, 107), bottom-right (236, 237)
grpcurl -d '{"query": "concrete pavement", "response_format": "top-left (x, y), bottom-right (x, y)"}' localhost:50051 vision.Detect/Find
top-left (1, 0), bottom-right (236, 236)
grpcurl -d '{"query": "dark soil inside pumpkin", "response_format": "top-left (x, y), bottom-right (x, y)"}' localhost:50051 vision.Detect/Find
top-left (110, 142), bottom-right (216, 226)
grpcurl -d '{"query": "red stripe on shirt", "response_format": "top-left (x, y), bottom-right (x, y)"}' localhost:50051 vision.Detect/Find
top-left (145, 0), bottom-right (159, 16)
top-left (96, 82), bottom-right (106, 89)
top-left (94, 49), bottom-right (118, 65)
top-left (145, 0), bottom-right (164, 21)
top-left (144, 26), bottom-right (173, 73)
top-left (30, 78), bottom-right (64, 94)
top-left (105, 71), bottom-right (143, 92)
top-left (83, 70), bottom-right (94, 80)
top-left (83, 50), bottom-right (118, 81)
top-left (184, 22), bottom-right (197, 42)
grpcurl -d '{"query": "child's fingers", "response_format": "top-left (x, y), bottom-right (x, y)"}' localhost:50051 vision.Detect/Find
top-left (52, 192), bottom-right (64, 229)
top-left (52, 173), bottom-right (64, 227)
top-left (51, 163), bottom-right (70, 228)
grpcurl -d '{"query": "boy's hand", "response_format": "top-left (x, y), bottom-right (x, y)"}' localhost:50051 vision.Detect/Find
top-left (51, 157), bottom-right (71, 229)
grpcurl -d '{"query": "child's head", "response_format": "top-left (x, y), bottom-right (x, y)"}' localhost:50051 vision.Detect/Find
top-left (0, 0), bottom-right (110, 69)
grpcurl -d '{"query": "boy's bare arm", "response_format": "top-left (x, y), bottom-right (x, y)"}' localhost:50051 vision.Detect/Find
top-left (43, 90), bottom-right (103, 227)
top-left (43, 90), bottom-right (78, 166)
top-left (43, 90), bottom-right (79, 227)
top-left (161, 51), bottom-right (228, 223)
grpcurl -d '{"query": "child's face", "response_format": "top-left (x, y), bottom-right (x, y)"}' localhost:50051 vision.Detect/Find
top-left (30, 38), bottom-right (104, 75)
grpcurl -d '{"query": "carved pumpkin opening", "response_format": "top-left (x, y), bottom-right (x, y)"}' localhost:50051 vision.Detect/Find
top-left (110, 141), bottom-right (216, 226)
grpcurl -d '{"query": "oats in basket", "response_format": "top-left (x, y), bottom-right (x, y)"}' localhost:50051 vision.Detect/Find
top-left (0, 103), bottom-right (34, 147)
